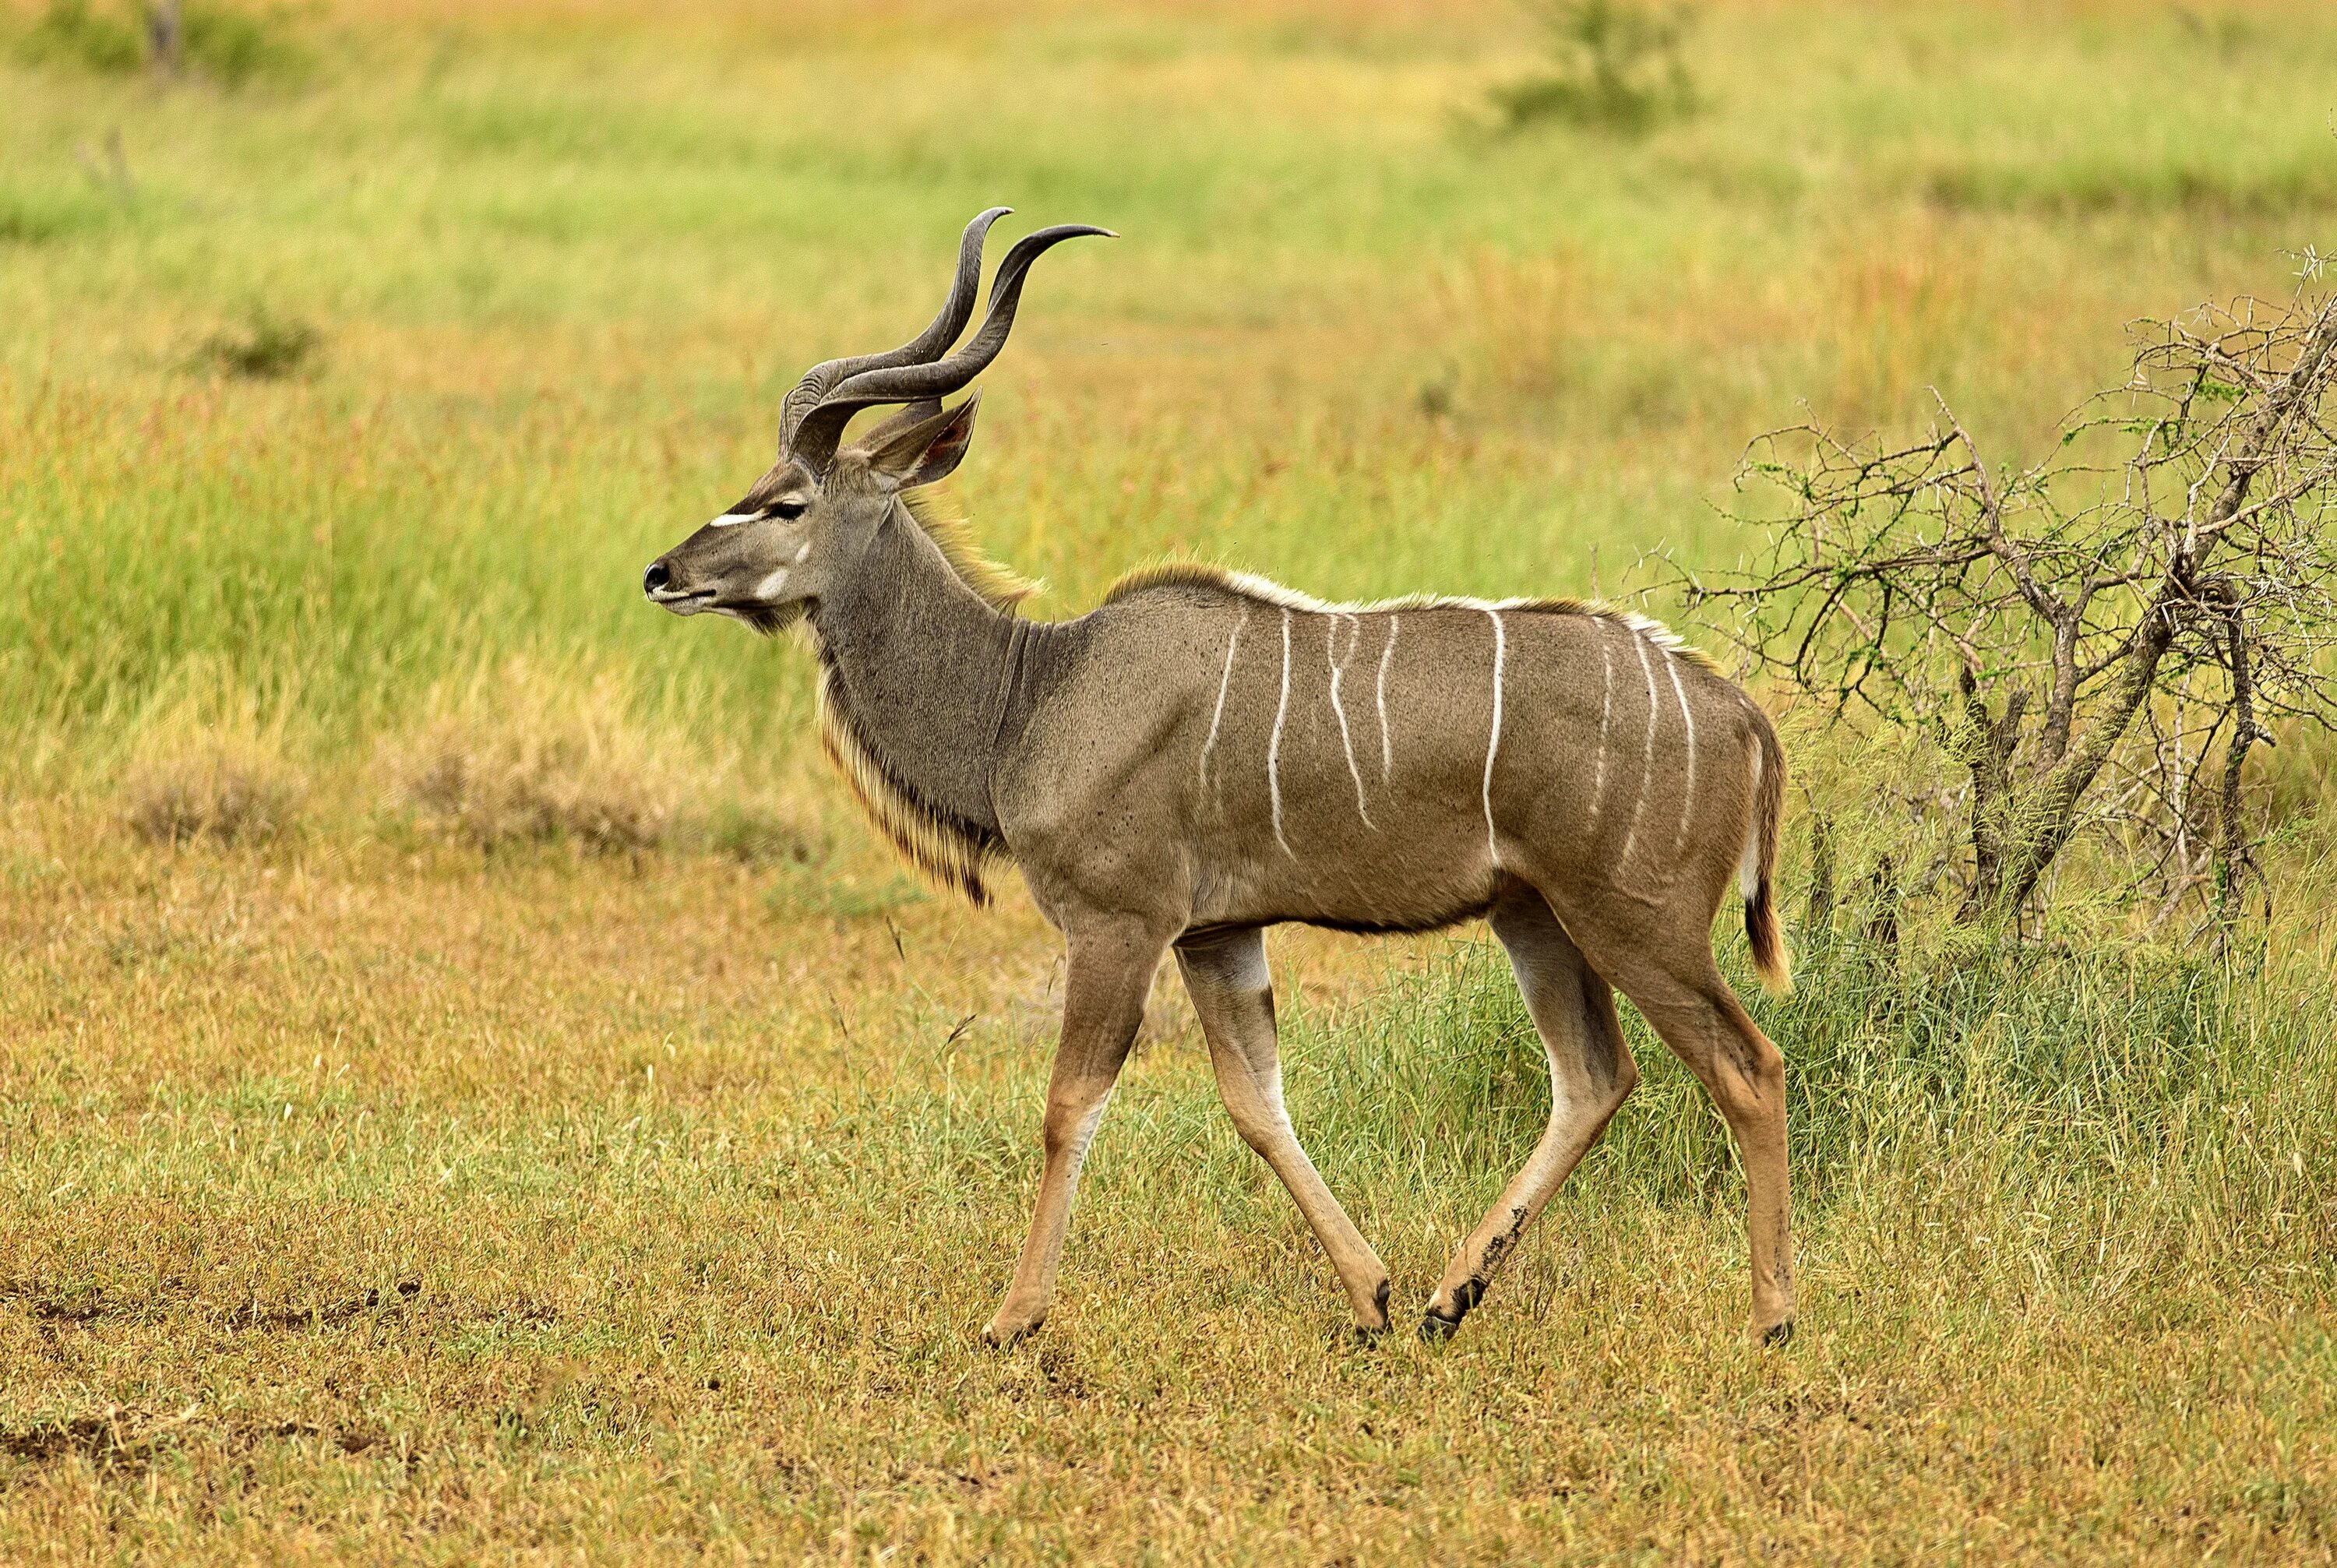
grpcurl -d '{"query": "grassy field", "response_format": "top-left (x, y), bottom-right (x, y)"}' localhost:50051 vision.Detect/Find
top-left (4, 0), bottom-right (2337, 1560)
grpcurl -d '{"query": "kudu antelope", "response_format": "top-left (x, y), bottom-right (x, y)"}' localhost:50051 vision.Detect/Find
top-left (644, 210), bottom-right (1795, 1346)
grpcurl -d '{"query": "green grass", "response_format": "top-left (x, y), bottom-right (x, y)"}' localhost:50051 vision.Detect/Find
top-left (3, 0), bottom-right (2337, 1559)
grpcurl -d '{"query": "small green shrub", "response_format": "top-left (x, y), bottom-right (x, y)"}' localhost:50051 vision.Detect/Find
top-left (18, 0), bottom-right (143, 72)
top-left (700, 802), bottom-right (815, 865)
top-left (182, 4), bottom-right (308, 88)
top-left (16, 1), bottom-right (309, 87)
top-left (1491, 0), bottom-right (1698, 136)
top-left (189, 304), bottom-right (323, 380)
top-left (0, 185), bottom-right (118, 245)
top-left (764, 861), bottom-right (927, 926)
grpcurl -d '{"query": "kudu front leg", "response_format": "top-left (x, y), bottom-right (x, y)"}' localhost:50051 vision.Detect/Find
top-left (983, 922), bottom-right (1167, 1348)
top-left (1423, 888), bottom-right (1637, 1340)
top-left (1177, 928), bottom-right (1392, 1337)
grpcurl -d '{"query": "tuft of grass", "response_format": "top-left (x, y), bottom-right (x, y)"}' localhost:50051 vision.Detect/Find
top-left (120, 743), bottom-right (301, 847)
top-left (186, 304), bottom-right (323, 381)
top-left (115, 680), bottom-right (306, 847)
top-left (383, 662), bottom-right (686, 854)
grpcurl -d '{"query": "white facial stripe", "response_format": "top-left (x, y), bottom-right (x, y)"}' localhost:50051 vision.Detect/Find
top-left (1327, 613), bottom-right (1374, 830)
top-left (1590, 621), bottom-right (1616, 830)
top-left (710, 495), bottom-right (809, 528)
top-left (1619, 632), bottom-right (1661, 870)
top-left (751, 566), bottom-right (790, 601)
top-left (1269, 608), bottom-right (1295, 858)
top-left (793, 541), bottom-right (812, 563)
top-left (1482, 609), bottom-right (1507, 870)
top-left (1665, 651), bottom-right (1698, 857)
top-left (1376, 614), bottom-right (1398, 780)
top-left (1200, 605), bottom-right (1248, 788)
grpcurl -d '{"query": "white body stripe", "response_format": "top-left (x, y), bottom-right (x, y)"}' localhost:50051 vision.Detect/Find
top-left (1327, 614), bottom-right (1375, 829)
top-left (1268, 608), bottom-right (1295, 857)
top-left (1200, 605), bottom-right (1248, 787)
top-left (1376, 614), bottom-right (1399, 780)
top-left (1618, 632), bottom-right (1661, 869)
top-left (1482, 609), bottom-right (1507, 869)
top-left (1664, 651), bottom-right (1698, 856)
top-left (1590, 621), bottom-right (1616, 830)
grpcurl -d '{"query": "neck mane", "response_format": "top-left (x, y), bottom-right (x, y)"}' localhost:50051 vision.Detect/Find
top-left (809, 496), bottom-right (1035, 904)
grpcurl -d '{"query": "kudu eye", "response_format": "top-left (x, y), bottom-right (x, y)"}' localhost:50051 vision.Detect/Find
top-left (765, 500), bottom-right (807, 521)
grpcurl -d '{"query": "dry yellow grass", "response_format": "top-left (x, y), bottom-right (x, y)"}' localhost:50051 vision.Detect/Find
top-left (0, 821), bottom-right (2330, 1561)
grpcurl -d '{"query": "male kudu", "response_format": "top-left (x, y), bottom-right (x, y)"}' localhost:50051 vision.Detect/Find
top-left (644, 210), bottom-right (1795, 1346)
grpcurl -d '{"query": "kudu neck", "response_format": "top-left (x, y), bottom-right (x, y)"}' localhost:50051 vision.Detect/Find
top-left (809, 503), bottom-right (1025, 844)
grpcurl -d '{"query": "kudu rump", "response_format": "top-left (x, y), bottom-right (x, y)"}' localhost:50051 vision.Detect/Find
top-left (645, 211), bottom-right (1795, 1346)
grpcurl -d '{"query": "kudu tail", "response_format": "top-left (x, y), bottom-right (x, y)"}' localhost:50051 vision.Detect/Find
top-left (1739, 714), bottom-right (1791, 993)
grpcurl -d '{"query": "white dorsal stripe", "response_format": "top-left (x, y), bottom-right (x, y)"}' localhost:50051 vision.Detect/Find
top-left (1161, 567), bottom-right (1687, 628)
top-left (1376, 613), bottom-right (1398, 780)
top-left (1590, 620), bottom-right (1616, 830)
top-left (1200, 604), bottom-right (1248, 788)
top-left (1664, 649), bottom-right (1698, 857)
top-left (1268, 608), bottom-right (1295, 858)
top-left (1327, 613), bottom-right (1375, 830)
top-left (1618, 631), bottom-right (1660, 870)
top-left (1482, 609), bottom-right (1507, 870)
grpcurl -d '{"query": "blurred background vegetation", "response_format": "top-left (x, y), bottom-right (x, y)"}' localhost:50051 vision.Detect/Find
top-left (5, 0), bottom-right (2335, 880)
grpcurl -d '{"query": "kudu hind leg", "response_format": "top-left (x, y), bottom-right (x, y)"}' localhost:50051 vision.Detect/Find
top-left (1177, 928), bottom-right (1392, 1336)
top-left (1606, 957), bottom-right (1795, 1343)
top-left (1422, 888), bottom-right (1638, 1339)
top-left (983, 921), bottom-right (1168, 1348)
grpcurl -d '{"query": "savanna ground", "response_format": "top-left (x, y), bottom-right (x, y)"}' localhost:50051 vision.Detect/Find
top-left (4, 0), bottom-right (2337, 1560)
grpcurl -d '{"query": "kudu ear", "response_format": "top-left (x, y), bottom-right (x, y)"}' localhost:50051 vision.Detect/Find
top-left (858, 393), bottom-right (980, 492)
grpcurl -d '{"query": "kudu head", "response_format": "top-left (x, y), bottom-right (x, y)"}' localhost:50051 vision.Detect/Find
top-left (642, 209), bottom-right (1110, 632)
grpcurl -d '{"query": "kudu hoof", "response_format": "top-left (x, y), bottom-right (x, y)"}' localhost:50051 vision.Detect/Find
top-left (1417, 1309), bottom-right (1465, 1344)
top-left (1757, 1317), bottom-right (1796, 1348)
top-left (981, 1316), bottom-right (1045, 1350)
top-left (1419, 1277), bottom-right (1482, 1342)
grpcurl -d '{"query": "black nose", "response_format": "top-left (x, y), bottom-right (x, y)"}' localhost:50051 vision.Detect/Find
top-left (643, 561), bottom-right (669, 594)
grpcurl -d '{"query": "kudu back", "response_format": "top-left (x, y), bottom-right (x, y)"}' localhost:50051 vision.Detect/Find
top-left (645, 210), bottom-right (1795, 1347)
